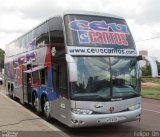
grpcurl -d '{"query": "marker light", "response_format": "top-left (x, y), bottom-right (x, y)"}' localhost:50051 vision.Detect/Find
top-left (71, 108), bottom-right (93, 115)
top-left (128, 104), bottom-right (140, 111)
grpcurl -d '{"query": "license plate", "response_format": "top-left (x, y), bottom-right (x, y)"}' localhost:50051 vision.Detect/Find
top-left (99, 117), bottom-right (118, 123)
top-left (106, 117), bottom-right (118, 123)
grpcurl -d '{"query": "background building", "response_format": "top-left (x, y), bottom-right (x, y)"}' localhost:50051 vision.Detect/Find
top-left (139, 50), bottom-right (148, 67)
top-left (139, 50), bottom-right (159, 77)
top-left (139, 50), bottom-right (148, 56)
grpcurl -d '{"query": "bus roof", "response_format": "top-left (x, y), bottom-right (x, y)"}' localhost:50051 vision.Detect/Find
top-left (63, 10), bottom-right (124, 20)
top-left (6, 16), bottom-right (62, 46)
top-left (6, 11), bottom-right (124, 47)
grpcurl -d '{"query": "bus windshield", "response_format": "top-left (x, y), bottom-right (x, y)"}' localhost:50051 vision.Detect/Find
top-left (64, 15), bottom-right (135, 49)
top-left (70, 57), bottom-right (140, 101)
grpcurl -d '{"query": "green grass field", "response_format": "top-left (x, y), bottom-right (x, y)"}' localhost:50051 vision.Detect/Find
top-left (141, 90), bottom-right (160, 100)
top-left (141, 77), bottom-right (160, 100)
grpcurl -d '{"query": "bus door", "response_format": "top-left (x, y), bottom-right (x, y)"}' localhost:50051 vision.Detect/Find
top-left (22, 64), bottom-right (32, 103)
top-left (52, 55), bottom-right (69, 119)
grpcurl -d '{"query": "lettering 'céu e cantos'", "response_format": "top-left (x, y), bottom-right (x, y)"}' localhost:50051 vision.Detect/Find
top-left (69, 20), bottom-right (129, 45)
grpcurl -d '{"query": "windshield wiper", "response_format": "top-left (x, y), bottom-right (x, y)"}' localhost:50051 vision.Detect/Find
top-left (93, 95), bottom-right (108, 100)
top-left (74, 95), bottom-right (107, 101)
top-left (129, 90), bottom-right (140, 96)
top-left (113, 91), bottom-right (140, 96)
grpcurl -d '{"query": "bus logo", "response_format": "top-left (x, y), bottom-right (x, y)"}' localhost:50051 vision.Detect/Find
top-left (69, 20), bottom-right (129, 46)
top-left (109, 107), bottom-right (114, 113)
top-left (77, 31), bottom-right (90, 43)
top-left (94, 104), bottom-right (103, 108)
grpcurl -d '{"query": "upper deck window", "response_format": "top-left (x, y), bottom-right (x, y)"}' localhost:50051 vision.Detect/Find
top-left (64, 15), bottom-right (135, 49)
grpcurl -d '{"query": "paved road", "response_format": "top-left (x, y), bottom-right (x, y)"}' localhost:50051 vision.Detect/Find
top-left (0, 86), bottom-right (67, 137)
top-left (0, 85), bottom-right (160, 137)
top-left (49, 98), bottom-right (160, 137)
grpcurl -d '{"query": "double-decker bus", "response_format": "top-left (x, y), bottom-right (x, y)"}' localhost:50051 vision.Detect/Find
top-left (5, 11), bottom-right (141, 127)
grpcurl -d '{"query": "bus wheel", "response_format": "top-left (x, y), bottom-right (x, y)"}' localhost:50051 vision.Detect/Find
top-left (43, 96), bottom-right (50, 120)
top-left (32, 92), bottom-right (39, 112)
top-left (11, 85), bottom-right (15, 100)
top-left (9, 90), bottom-right (13, 99)
top-left (8, 89), bottom-right (12, 98)
top-left (8, 84), bottom-right (11, 98)
top-left (9, 88), bottom-right (14, 99)
top-left (11, 91), bottom-right (15, 100)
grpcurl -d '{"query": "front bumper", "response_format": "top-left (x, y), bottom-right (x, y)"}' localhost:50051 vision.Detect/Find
top-left (69, 108), bottom-right (141, 127)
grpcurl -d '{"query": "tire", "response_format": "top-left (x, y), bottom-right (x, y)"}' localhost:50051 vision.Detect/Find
top-left (9, 90), bottom-right (13, 99)
top-left (42, 96), bottom-right (51, 120)
top-left (12, 90), bottom-right (15, 100)
top-left (32, 92), bottom-right (39, 112)
top-left (8, 84), bottom-right (11, 98)
top-left (8, 88), bottom-right (12, 98)
top-left (10, 85), bottom-right (15, 100)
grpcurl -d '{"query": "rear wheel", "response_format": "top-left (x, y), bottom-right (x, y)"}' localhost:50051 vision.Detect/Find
top-left (42, 96), bottom-right (50, 120)
top-left (8, 83), bottom-right (11, 98)
top-left (11, 90), bottom-right (15, 100)
top-left (11, 84), bottom-right (15, 100)
top-left (32, 92), bottom-right (39, 112)
top-left (8, 89), bottom-right (12, 98)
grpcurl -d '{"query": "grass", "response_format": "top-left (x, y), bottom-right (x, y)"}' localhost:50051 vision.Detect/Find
top-left (141, 89), bottom-right (160, 100)
top-left (140, 77), bottom-right (160, 100)
top-left (142, 95), bottom-right (160, 100)
top-left (141, 77), bottom-right (160, 100)
top-left (141, 90), bottom-right (160, 95)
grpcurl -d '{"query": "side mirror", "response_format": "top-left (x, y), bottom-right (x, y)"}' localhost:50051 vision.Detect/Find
top-left (66, 54), bottom-right (78, 82)
top-left (137, 55), bottom-right (143, 61)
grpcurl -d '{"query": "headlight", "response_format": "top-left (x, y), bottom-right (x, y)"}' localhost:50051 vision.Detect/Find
top-left (71, 108), bottom-right (93, 115)
top-left (128, 104), bottom-right (141, 111)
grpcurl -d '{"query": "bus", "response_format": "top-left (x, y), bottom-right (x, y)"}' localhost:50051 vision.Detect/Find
top-left (5, 11), bottom-right (141, 127)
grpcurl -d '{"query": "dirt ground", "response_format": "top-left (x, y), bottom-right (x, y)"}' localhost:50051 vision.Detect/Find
top-left (141, 82), bottom-right (160, 90)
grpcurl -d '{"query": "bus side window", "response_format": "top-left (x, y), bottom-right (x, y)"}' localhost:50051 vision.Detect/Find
top-left (58, 61), bottom-right (68, 98)
top-left (32, 71), bottom-right (39, 85)
top-left (40, 68), bottom-right (47, 85)
top-left (52, 63), bottom-right (58, 90)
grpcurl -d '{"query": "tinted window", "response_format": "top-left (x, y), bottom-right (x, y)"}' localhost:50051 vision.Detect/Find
top-left (40, 68), bottom-right (47, 85)
top-left (27, 31), bottom-right (35, 51)
top-left (64, 15), bottom-right (135, 49)
top-left (36, 23), bottom-right (49, 48)
top-left (110, 57), bottom-right (140, 97)
top-left (32, 71), bottom-right (39, 84)
top-left (48, 17), bottom-right (63, 32)
top-left (70, 57), bottom-right (140, 101)
top-left (71, 57), bottom-right (111, 101)
top-left (48, 18), bottom-right (64, 44)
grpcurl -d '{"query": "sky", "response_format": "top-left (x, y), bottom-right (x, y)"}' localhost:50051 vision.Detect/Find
top-left (0, 0), bottom-right (160, 60)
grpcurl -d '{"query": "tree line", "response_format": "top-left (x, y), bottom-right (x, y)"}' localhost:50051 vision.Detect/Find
top-left (0, 48), bottom-right (4, 69)
top-left (141, 60), bottom-right (160, 76)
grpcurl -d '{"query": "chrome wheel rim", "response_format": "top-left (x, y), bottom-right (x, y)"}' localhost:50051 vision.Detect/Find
top-left (34, 97), bottom-right (39, 111)
top-left (44, 98), bottom-right (50, 118)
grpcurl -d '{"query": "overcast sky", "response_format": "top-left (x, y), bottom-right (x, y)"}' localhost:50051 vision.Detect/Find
top-left (0, 0), bottom-right (160, 60)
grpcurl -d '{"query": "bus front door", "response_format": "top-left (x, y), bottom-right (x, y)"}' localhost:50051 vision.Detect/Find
top-left (52, 56), bottom-right (69, 120)
top-left (23, 64), bottom-right (32, 104)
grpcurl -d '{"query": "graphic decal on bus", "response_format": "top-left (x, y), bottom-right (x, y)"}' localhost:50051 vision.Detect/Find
top-left (30, 38), bottom-right (36, 50)
top-left (69, 20), bottom-right (129, 45)
top-left (13, 52), bottom-right (36, 68)
top-left (12, 51), bottom-right (37, 88)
